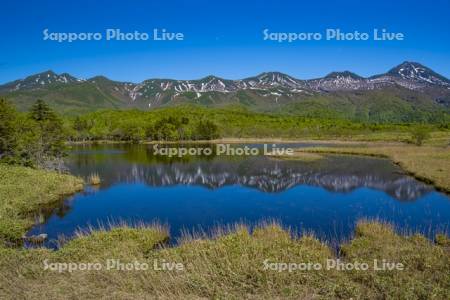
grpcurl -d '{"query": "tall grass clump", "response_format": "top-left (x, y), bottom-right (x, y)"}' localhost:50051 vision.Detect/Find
top-left (87, 172), bottom-right (101, 185)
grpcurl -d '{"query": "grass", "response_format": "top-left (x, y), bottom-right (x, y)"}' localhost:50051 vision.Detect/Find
top-left (77, 130), bottom-right (450, 145)
top-left (268, 152), bottom-right (324, 162)
top-left (87, 172), bottom-right (101, 185)
top-left (296, 143), bottom-right (450, 193)
top-left (0, 220), bottom-right (448, 299)
top-left (0, 164), bottom-right (84, 244)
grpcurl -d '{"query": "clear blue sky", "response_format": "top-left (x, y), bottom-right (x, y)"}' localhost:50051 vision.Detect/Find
top-left (1, 0), bottom-right (449, 83)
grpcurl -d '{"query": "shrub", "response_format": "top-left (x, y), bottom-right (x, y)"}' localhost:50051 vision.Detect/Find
top-left (410, 126), bottom-right (431, 146)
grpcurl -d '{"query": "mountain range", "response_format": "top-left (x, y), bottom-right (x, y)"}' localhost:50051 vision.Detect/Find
top-left (1, 61), bottom-right (450, 121)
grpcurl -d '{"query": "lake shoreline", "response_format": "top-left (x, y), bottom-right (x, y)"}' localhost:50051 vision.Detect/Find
top-left (1, 219), bottom-right (449, 298)
top-left (0, 164), bottom-right (84, 245)
top-left (294, 145), bottom-right (450, 194)
top-left (67, 138), bottom-right (387, 145)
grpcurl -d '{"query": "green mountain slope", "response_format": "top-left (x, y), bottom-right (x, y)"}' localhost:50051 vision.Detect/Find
top-left (1, 63), bottom-right (449, 123)
top-left (276, 88), bottom-right (450, 123)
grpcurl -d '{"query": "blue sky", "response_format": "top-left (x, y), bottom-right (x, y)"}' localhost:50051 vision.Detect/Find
top-left (1, 0), bottom-right (449, 83)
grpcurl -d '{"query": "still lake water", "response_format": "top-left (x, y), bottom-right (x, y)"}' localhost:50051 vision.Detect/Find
top-left (28, 143), bottom-right (450, 247)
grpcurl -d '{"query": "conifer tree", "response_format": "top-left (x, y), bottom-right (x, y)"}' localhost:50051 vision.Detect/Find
top-left (0, 99), bottom-right (18, 159)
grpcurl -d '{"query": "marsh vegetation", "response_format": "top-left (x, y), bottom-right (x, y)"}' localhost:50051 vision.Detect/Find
top-left (0, 99), bottom-right (449, 299)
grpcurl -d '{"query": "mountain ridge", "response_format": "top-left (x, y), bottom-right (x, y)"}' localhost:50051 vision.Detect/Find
top-left (3, 61), bottom-right (449, 87)
top-left (1, 61), bottom-right (450, 118)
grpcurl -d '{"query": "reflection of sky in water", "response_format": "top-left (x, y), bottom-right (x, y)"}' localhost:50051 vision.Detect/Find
top-left (28, 144), bottom-right (450, 248)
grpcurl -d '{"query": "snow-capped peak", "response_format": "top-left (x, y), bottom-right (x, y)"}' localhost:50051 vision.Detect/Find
top-left (387, 61), bottom-right (450, 86)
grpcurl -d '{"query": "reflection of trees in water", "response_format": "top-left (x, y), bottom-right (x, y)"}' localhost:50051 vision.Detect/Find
top-left (29, 186), bottom-right (102, 233)
top-left (28, 196), bottom-right (74, 229)
top-left (68, 152), bottom-right (433, 202)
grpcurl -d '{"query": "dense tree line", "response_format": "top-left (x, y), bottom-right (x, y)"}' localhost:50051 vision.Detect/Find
top-left (0, 99), bottom-right (65, 168)
top-left (67, 105), bottom-right (434, 142)
top-left (70, 108), bottom-right (220, 142)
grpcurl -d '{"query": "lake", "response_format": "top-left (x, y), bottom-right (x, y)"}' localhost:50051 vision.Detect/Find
top-left (28, 143), bottom-right (450, 247)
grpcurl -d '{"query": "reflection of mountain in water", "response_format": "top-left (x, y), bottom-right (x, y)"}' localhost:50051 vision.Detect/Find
top-left (69, 153), bottom-right (433, 201)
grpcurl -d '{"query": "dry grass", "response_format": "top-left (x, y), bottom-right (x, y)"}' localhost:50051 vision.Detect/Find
top-left (118, 130), bottom-right (450, 145)
top-left (298, 144), bottom-right (450, 193)
top-left (87, 172), bottom-right (101, 185)
top-left (0, 221), bottom-right (448, 299)
top-left (267, 152), bottom-right (324, 162)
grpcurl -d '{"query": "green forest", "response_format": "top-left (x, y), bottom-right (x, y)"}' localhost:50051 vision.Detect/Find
top-left (67, 104), bottom-right (448, 141)
top-left (1, 99), bottom-right (448, 167)
top-left (0, 99), bottom-right (65, 167)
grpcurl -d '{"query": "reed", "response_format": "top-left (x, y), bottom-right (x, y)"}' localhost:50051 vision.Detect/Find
top-left (87, 172), bottom-right (101, 185)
